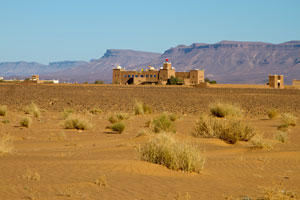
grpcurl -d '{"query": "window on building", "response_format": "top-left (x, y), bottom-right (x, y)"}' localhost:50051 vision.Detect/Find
top-left (150, 75), bottom-right (153, 78)
top-left (135, 75), bottom-right (138, 77)
top-left (154, 75), bottom-right (156, 77)
top-left (141, 75), bottom-right (144, 77)
top-left (146, 75), bottom-right (149, 77)
top-left (124, 75), bottom-right (127, 78)
top-left (128, 75), bottom-right (130, 77)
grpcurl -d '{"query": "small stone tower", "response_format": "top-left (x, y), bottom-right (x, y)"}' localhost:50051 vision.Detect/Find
top-left (269, 74), bottom-right (284, 89)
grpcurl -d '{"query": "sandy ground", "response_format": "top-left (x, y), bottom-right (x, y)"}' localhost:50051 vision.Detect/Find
top-left (0, 84), bottom-right (300, 200)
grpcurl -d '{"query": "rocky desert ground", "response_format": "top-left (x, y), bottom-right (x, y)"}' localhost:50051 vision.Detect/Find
top-left (0, 83), bottom-right (299, 200)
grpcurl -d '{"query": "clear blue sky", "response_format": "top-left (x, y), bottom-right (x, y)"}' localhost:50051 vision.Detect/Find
top-left (1, 0), bottom-right (299, 64)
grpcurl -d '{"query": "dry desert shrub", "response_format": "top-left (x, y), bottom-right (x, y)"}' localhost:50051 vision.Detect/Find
top-left (209, 102), bottom-right (243, 118)
top-left (0, 132), bottom-right (14, 155)
top-left (149, 114), bottom-right (176, 133)
top-left (140, 133), bottom-right (205, 173)
top-left (2, 119), bottom-right (9, 124)
top-left (275, 131), bottom-right (288, 143)
top-left (193, 115), bottom-right (255, 144)
top-left (20, 117), bottom-right (32, 128)
top-left (249, 134), bottom-right (274, 150)
top-left (62, 109), bottom-right (74, 119)
top-left (134, 101), bottom-right (152, 115)
top-left (64, 115), bottom-right (91, 130)
top-left (94, 176), bottom-right (107, 187)
top-left (281, 113), bottom-right (297, 127)
top-left (89, 107), bottom-right (102, 115)
top-left (108, 113), bottom-right (129, 123)
top-left (169, 113), bottom-right (178, 122)
top-left (24, 102), bottom-right (40, 118)
top-left (110, 122), bottom-right (125, 134)
top-left (0, 105), bottom-right (7, 116)
top-left (22, 169), bottom-right (40, 181)
top-left (261, 185), bottom-right (300, 200)
top-left (267, 108), bottom-right (280, 119)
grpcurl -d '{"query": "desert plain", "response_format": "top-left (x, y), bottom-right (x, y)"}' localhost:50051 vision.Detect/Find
top-left (0, 83), bottom-right (300, 200)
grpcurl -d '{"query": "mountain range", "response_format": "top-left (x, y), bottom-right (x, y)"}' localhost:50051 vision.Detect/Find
top-left (1, 40), bottom-right (300, 84)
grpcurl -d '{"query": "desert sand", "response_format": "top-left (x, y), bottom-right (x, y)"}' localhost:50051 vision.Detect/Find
top-left (0, 84), bottom-right (299, 200)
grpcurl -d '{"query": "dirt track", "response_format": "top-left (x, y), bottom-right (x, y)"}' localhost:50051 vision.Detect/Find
top-left (0, 84), bottom-right (300, 116)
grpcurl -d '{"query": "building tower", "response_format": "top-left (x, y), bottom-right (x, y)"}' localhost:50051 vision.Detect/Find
top-left (159, 59), bottom-right (175, 82)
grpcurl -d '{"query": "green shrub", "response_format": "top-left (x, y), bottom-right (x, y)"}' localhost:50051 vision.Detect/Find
top-left (0, 105), bottom-right (7, 116)
top-left (64, 115), bottom-right (91, 130)
top-left (277, 123), bottom-right (289, 132)
top-left (140, 133), bottom-right (205, 173)
top-left (275, 131), bottom-right (288, 143)
top-left (134, 101), bottom-right (152, 115)
top-left (0, 132), bottom-right (14, 155)
top-left (111, 122), bottom-right (125, 134)
top-left (20, 117), bottom-right (32, 128)
top-left (167, 76), bottom-right (183, 85)
top-left (2, 119), bottom-right (9, 124)
top-left (267, 109), bottom-right (280, 119)
top-left (281, 113), bottom-right (297, 126)
top-left (24, 102), bottom-right (40, 118)
top-left (94, 80), bottom-right (104, 84)
top-left (204, 78), bottom-right (217, 84)
top-left (150, 114), bottom-right (175, 133)
top-left (209, 102), bottom-right (242, 118)
top-left (193, 115), bottom-right (255, 144)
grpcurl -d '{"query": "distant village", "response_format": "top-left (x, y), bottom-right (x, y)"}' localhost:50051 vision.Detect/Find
top-left (0, 58), bottom-right (300, 89)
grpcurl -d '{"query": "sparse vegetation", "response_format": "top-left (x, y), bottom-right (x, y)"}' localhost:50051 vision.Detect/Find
top-left (150, 114), bottom-right (175, 133)
top-left (281, 113), bottom-right (297, 127)
top-left (209, 102), bottom-right (242, 118)
top-left (140, 133), bottom-right (205, 173)
top-left (249, 134), bottom-right (273, 150)
top-left (89, 108), bottom-right (102, 114)
top-left (134, 101), bottom-right (152, 115)
top-left (20, 117), bottom-right (32, 128)
top-left (0, 132), bottom-right (14, 155)
top-left (110, 122), bottom-right (125, 133)
top-left (0, 105), bottom-right (7, 116)
top-left (275, 131), bottom-right (288, 143)
top-left (94, 176), bottom-right (107, 187)
top-left (262, 184), bottom-right (300, 200)
top-left (169, 113), bottom-right (178, 121)
top-left (193, 115), bottom-right (255, 144)
top-left (62, 109), bottom-right (74, 119)
top-left (94, 80), bottom-right (104, 84)
top-left (22, 169), bottom-right (40, 181)
top-left (204, 77), bottom-right (217, 84)
top-left (267, 108), bottom-right (280, 119)
top-left (167, 76), bottom-right (183, 85)
top-left (2, 119), bottom-right (9, 124)
top-left (108, 113), bottom-right (129, 124)
top-left (25, 102), bottom-right (41, 118)
top-left (64, 115), bottom-right (91, 130)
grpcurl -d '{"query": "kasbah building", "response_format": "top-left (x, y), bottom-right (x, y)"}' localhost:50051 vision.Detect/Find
top-left (112, 59), bottom-right (205, 85)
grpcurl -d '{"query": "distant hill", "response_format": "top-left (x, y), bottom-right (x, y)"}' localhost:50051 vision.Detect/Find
top-left (45, 49), bottom-right (161, 83)
top-left (1, 41), bottom-right (300, 84)
top-left (0, 61), bottom-right (87, 77)
top-left (128, 40), bottom-right (300, 84)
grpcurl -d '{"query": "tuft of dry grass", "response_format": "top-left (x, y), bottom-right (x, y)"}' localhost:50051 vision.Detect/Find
top-left (209, 102), bottom-right (242, 118)
top-left (108, 113), bottom-right (129, 124)
top-left (0, 105), bottom-right (7, 116)
top-left (94, 176), bottom-right (107, 187)
top-left (267, 108), bottom-right (280, 119)
top-left (193, 115), bottom-right (256, 144)
top-left (90, 108), bottom-right (102, 115)
top-left (262, 184), bottom-right (300, 200)
top-left (0, 132), bottom-right (14, 155)
top-left (20, 117), bottom-right (32, 128)
top-left (24, 102), bottom-right (41, 118)
top-left (140, 133), bottom-right (205, 173)
top-left (150, 114), bottom-right (176, 133)
top-left (281, 113), bottom-right (297, 127)
top-left (62, 109), bottom-right (74, 119)
top-left (110, 122), bottom-right (125, 134)
top-left (21, 169), bottom-right (41, 181)
top-left (169, 113), bottom-right (178, 121)
top-left (275, 131), bottom-right (288, 143)
top-left (134, 101), bottom-right (152, 115)
top-left (249, 134), bottom-right (274, 150)
top-left (64, 115), bottom-right (91, 130)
